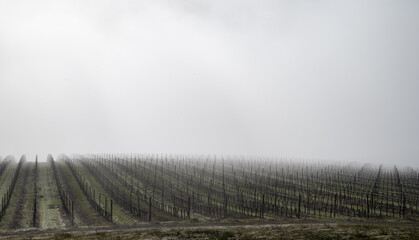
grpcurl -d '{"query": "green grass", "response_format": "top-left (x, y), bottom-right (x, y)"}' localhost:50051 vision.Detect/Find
top-left (38, 162), bottom-right (71, 229)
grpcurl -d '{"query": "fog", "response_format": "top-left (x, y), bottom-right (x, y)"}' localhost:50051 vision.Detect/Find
top-left (0, 0), bottom-right (418, 167)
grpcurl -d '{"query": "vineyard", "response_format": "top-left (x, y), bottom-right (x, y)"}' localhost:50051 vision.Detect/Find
top-left (0, 154), bottom-right (418, 235)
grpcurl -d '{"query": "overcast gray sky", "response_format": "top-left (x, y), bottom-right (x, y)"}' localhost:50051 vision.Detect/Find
top-left (0, 0), bottom-right (418, 167)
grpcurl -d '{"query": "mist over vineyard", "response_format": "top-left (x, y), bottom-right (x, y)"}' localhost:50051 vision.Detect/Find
top-left (0, 153), bottom-right (417, 238)
top-left (1, 0), bottom-right (419, 239)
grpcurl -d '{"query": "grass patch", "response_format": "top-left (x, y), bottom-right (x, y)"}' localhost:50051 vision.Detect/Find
top-left (52, 233), bottom-right (73, 239)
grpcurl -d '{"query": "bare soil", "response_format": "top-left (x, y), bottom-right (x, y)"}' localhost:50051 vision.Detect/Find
top-left (0, 220), bottom-right (417, 239)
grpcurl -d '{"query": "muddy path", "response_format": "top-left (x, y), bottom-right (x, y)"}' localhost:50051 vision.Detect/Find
top-left (55, 160), bottom-right (109, 227)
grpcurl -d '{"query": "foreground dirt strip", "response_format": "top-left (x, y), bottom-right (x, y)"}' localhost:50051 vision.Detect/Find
top-left (38, 162), bottom-right (72, 229)
top-left (0, 220), bottom-right (417, 239)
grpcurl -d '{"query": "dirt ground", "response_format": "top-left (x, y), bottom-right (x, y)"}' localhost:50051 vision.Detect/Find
top-left (0, 221), bottom-right (417, 239)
